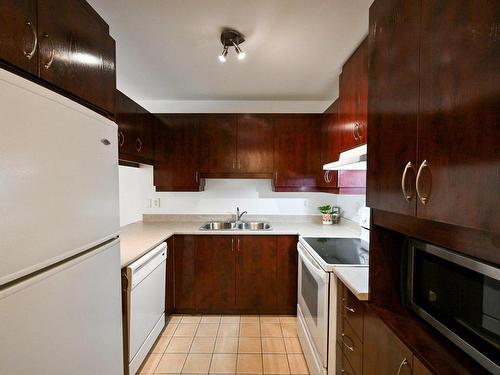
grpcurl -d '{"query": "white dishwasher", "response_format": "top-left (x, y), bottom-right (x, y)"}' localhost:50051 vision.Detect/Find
top-left (125, 242), bottom-right (167, 375)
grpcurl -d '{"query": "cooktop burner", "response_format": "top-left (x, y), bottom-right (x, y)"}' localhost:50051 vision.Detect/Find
top-left (301, 237), bottom-right (369, 265)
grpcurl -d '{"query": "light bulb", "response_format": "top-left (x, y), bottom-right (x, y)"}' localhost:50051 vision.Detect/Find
top-left (218, 54), bottom-right (226, 62)
top-left (237, 51), bottom-right (246, 60)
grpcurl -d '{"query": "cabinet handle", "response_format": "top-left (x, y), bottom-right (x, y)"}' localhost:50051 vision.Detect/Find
top-left (353, 123), bottom-right (361, 140)
top-left (42, 33), bottom-right (54, 69)
top-left (237, 238), bottom-right (240, 252)
top-left (342, 298), bottom-right (355, 313)
top-left (341, 333), bottom-right (354, 352)
top-left (119, 131), bottom-right (125, 147)
top-left (136, 138), bottom-right (142, 152)
top-left (232, 159), bottom-right (236, 169)
top-left (416, 160), bottom-right (431, 205)
top-left (231, 237), bottom-right (234, 252)
top-left (238, 159), bottom-right (241, 170)
top-left (341, 370), bottom-right (351, 375)
top-left (195, 171), bottom-right (199, 183)
top-left (24, 21), bottom-right (37, 60)
top-left (396, 358), bottom-right (409, 375)
top-left (401, 161), bottom-right (415, 202)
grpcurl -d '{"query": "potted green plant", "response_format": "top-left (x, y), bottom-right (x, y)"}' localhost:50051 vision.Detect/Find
top-left (318, 204), bottom-right (333, 225)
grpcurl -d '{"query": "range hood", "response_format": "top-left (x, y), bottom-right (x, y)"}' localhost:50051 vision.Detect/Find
top-left (323, 144), bottom-right (367, 171)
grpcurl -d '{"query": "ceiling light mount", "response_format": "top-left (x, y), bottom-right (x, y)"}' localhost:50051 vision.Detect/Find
top-left (218, 28), bottom-right (246, 62)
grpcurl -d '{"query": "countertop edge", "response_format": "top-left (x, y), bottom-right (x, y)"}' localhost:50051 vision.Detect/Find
top-left (332, 266), bottom-right (369, 301)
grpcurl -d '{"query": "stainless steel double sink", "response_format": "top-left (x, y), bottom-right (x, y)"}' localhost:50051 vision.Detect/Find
top-left (199, 221), bottom-right (272, 231)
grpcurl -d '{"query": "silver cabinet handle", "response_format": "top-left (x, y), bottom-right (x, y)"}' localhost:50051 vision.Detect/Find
top-left (353, 123), bottom-right (361, 140)
top-left (237, 237), bottom-right (240, 252)
top-left (24, 21), bottom-right (37, 60)
top-left (231, 237), bottom-right (234, 252)
top-left (195, 171), bottom-right (199, 183)
top-left (401, 161), bottom-right (415, 202)
top-left (341, 333), bottom-right (354, 352)
top-left (136, 138), bottom-right (142, 152)
top-left (416, 160), bottom-right (431, 205)
top-left (42, 33), bottom-right (54, 69)
top-left (324, 170), bottom-right (332, 183)
top-left (119, 131), bottom-right (125, 147)
top-left (342, 298), bottom-right (355, 313)
top-left (396, 358), bottom-right (409, 375)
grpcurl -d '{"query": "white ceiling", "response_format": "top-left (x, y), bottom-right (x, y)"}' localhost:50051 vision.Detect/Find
top-left (88, 0), bottom-right (373, 108)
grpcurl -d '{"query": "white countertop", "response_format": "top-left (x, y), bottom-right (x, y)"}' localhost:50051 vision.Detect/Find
top-left (119, 219), bottom-right (361, 268)
top-left (333, 266), bottom-right (369, 301)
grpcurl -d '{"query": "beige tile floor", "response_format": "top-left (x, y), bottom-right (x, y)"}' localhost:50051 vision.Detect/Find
top-left (138, 315), bottom-right (309, 375)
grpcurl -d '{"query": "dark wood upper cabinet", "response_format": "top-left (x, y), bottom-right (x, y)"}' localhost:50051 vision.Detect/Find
top-left (364, 306), bottom-right (413, 375)
top-left (199, 114), bottom-right (238, 174)
top-left (339, 38), bottom-right (368, 152)
top-left (318, 101), bottom-right (340, 189)
top-left (237, 115), bottom-right (274, 175)
top-left (154, 115), bottom-right (203, 191)
top-left (367, 0), bottom-right (499, 233)
top-left (115, 90), bottom-right (154, 164)
top-left (235, 236), bottom-right (277, 311)
top-left (173, 235), bottom-right (197, 312)
top-left (196, 235), bottom-right (235, 311)
top-left (0, 0), bottom-right (38, 75)
top-left (366, 0), bottom-right (420, 217)
top-left (273, 114), bottom-right (321, 191)
top-left (416, 0), bottom-right (499, 233)
top-left (37, 0), bottom-right (116, 114)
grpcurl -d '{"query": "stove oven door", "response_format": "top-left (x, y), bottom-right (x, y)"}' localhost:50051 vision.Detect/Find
top-left (297, 242), bottom-right (330, 367)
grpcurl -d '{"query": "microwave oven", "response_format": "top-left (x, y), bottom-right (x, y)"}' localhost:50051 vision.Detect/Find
top-left (407, 239), bottom-right (499, 374)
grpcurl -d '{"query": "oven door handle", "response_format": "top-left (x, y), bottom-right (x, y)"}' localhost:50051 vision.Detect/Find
top-left (297, 243), bottom-right (329, 283)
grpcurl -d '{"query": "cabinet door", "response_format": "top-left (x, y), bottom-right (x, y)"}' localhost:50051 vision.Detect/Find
top-left (319, 102), bottom-right (340, 189)
top-left (154, 115), bottom-right (201, 191)
top-left (199, 114), bottom-right (237, 174)
top-left (276, 235), bottom-right (298, 312)
top-left (116, 90), bottom-right (141, 159)
top-left (37, 0), bottom-right (115, 114)
top-left (273, 115), bottom-right (321, 190)
top-left (366, 0), bottom-right (420, 216)
top-left (417, 0), bottom-right (500, 232)
top-left (173, 235), bottom-right (197, 312)
top-left (0, 0), bottom-right (38, 75)
top-left (339, 38), bottom-right (368, 152)
top-left (237, 115), bottom-right (274, 174)
top-left (236, 236), bottom-right (277, 311)
top-left (364, 307), bottom-right (413, 375)
top-left (196, 236), bottom-right (235, 312)
top-left (137, 110), bottom-right (154, 160)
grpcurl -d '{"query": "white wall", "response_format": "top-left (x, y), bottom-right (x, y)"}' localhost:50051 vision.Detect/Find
top-left (119, 164), bottom-right (366, 227)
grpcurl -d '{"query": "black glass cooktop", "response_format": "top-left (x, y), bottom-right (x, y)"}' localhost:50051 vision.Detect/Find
top-left (302, 237), bottom-right (369, 265)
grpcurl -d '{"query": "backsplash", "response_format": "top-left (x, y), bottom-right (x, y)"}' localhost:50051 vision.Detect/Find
top-left (119, 165), bottom-right (365, 226)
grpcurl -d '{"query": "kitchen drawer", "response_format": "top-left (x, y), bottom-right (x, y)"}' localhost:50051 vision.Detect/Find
top-left (341, 284), bottom-right (364, 341)
top-left (340, 317), bottom-right (363, 375)
top-left (336, 342), bottom-right (357, 375)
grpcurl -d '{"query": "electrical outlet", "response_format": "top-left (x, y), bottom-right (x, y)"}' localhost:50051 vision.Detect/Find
top-left (152, 198), bottom-right (161, 208)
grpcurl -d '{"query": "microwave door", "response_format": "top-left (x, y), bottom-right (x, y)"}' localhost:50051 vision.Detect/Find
top-left (297, 243), bottom-right (329, 367)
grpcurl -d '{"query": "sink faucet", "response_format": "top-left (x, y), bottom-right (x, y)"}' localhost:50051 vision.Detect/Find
top-left (236, 207), bottom-right (247, 222)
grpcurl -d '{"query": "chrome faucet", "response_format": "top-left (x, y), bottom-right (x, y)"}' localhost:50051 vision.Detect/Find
top-left (236, 207), bottom-right (247, 222)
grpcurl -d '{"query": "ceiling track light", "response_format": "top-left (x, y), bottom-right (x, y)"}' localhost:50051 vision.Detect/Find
top-left (218, 28), bottom-right (246, 62)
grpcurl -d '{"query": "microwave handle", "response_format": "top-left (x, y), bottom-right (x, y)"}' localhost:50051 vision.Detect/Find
top-left (297, 243), bottom-right (329, 283)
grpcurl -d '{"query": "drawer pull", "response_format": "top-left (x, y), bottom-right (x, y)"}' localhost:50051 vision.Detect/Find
top-left (401, 161), bottom-right (415, 202)
top-left (136, 138), bottom-right (142, 152)
top-left (342, 298), bottom-right (356, 313)
top-left (42, 33), bottom-right (54, 69)
top-left (118, 131), bottom-right (125, 147)
top-left (341, 333), bottom-right (354, 352)
top-left (416, 159), bottom-right (431, 205)
top-left (396, 358), bottom-right (409, 375)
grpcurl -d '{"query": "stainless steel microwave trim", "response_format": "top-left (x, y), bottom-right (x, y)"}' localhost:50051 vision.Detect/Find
top-left (407, 239), bottom-right (500, 375)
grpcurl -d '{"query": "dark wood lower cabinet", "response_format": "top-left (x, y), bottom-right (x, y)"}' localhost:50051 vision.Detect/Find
top-left (196, 236), bottom-right (236, 311)
top-left (173, 235), bottom-right (197, 312)
top-left (236, 236), bottom-right (277, 311)
top-left (171, 234), bottom-right (297, 314)
top-left (363, 306), bottom-right (413, 375)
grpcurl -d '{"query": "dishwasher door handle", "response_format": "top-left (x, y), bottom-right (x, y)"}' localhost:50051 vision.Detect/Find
top-left (128, 242), bottom-right (167, 289)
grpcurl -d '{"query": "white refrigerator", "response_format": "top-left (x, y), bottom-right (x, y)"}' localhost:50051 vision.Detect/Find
top-left (0, 68), bottom-right (124, 374)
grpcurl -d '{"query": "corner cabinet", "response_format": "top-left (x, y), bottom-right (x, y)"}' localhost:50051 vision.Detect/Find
top-left (367, 0), bottom-right (500, 233)
top-left (154, 115), bottom-right (204, 191)
top-left (0, 0), bottom-right (116, 116)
